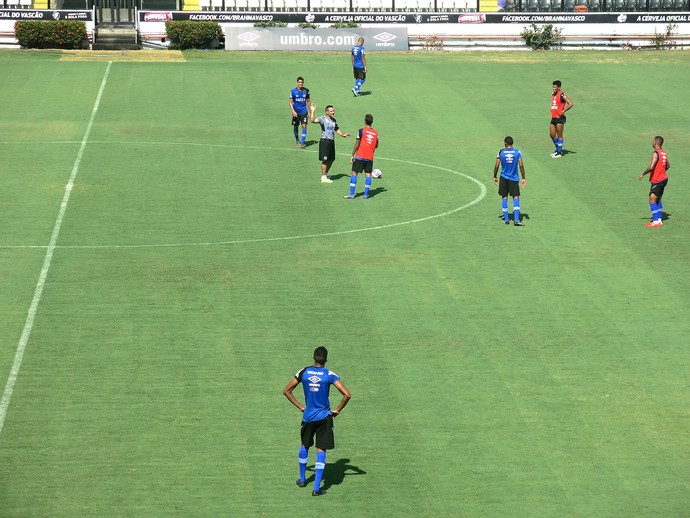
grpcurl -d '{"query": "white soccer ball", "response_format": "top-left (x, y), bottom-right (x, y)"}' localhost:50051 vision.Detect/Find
top-left (372, 168), bottom-right (382, 178)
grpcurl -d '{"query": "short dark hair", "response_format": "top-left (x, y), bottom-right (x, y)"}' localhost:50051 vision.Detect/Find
top-left (326, 105), bottom-right (333, 112)
top-left (313, 347), bottom-right (328, 364)
top-left (654, 135), bottom-right (664, 146)
top-left (504, 136), bottom-right (514, 146)
top-left (553, 80), bottom-right (562, 87)
top-left (297, 76), bottom-right (304, 82)
top-left (365, 114), bottom-right (373, 125)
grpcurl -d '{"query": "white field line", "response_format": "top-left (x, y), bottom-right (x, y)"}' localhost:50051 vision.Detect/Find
top-left (0, 62), bottom-right (113, 437)
top-left (0, 145), bottom-right (487, 250)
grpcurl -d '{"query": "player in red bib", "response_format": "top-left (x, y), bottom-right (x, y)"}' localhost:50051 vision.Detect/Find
top-left (639, 136), bottom-right (670, 228)
top-left (550, 80), bottom-right (573, 158)
top-left (345, 114), bottom-right (379, 200)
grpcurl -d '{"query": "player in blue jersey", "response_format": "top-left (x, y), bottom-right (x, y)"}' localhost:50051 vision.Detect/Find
top-left (493, 136), bottom-right (527, 226)
top-left (351, 38), bottom-right (367, 97)
top-left (283, 346), bottom-right (351, 496)
top-left (289, 77), bottom-right (312, 148)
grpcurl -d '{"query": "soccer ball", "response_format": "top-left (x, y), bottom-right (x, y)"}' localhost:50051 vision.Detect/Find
top-left (372, 168), bottom-right (382, 178)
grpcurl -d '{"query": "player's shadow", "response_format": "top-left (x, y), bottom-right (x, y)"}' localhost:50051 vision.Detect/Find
top-left (640, 212), bottom-right (671, 221)
top-left (497, 213), bottom-right (530, 222)
top-left (365, 186), bottom-right (387, 198)
top-left (304, 140), bottom-right (317, 148)
top-left (314, 458), bottom-right (367, 491)
top-left (331, 173), bottom-right (350, 180)
top-left (561, 149), bottom-right (576, 156)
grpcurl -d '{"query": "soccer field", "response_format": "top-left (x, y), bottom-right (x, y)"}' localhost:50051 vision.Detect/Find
top-left (0, 49), bottom-right (688, 516)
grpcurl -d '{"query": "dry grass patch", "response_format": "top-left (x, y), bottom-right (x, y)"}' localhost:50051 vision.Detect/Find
top-left (60, 49), bottom-right (186, 62)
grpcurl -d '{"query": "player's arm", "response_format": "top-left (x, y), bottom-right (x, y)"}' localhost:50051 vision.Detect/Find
top-left (350, 137), bottom-right (361, 163)
top-left (330, 380), bottom-right (351, 417)
top-left (362, 53), bottom-right (367, 73)
top-left (639, 151), bottom-right (658, 180)
top-left (289, 96), bottom-right (297, 117)
top-left (493, 157), bottom-right (501, 185)
top-left (309, 103), bottom-right (319, 123)
top-left (351, 52), bottom-right (355, 68)
top-left (336, 128), bottom-right (351, 138)
top-left (518, 157), bottom-right (527, 187)
top-left (283, 378), bottom-right (305, 413)
top-left (562, 94), bottom-right (573, 115)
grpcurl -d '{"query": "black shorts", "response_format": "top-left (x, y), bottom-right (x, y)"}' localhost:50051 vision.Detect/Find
top-left (650, 178), bottom-right (668, 198)
top-left (319, 139), bottom-right (336, 162)
top-left (353, 67), bottom-right (366, 81)
top-left (352, 158), bottom-right (373, 174)
top-left (498, 176), bottom-right (520, 198)
top-left (292, 113), bottom-right (308, 126)
top-left (550, 116), bottom-right (566, 125)
top-left (300, 415), bottom-right (335, 450)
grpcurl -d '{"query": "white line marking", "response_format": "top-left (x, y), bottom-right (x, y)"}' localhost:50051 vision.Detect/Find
top-left (0, 143), bottom-right (486, 250)
top-left (0, 62), bottom-right (112, 437)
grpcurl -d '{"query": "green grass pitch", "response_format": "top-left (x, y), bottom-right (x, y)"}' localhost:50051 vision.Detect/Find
top-left (0, 49), bottom-right (688, 516)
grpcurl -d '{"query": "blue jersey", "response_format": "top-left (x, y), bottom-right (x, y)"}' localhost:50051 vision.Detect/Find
top-left (351, 45), bottom-right (365, 69)
top-left (290, 87), bottom-right (310, 115)
top-left (497, 147), bottom-right (522, 182)
top-left (295, 366), bottom-right (340, 422)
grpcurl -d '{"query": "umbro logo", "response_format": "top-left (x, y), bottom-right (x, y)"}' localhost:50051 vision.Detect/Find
top-left (307, 376), bottom-right (321, 383)
top-left (373, 32), bottom-right (396, 43)
top-left (237, 32), bottom-right (260, 42)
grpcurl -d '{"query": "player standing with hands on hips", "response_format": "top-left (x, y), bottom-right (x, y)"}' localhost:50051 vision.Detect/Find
top-left (283, 346), bottom-right (351, 497)
top-left (351, 37), bottom-right (367, 97)
top-left (638, 135), bottom-right (670, 228)
top-left (550, 80), bottom-right (573, 158)
top-left (494, 136), bottom-right (526, 226)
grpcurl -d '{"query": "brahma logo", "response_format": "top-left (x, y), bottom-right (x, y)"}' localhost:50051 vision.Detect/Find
top-left (617, 14), bottom-right (627, 22)
top-left (237, 31), bottom-right (261, 47)
top-left (305, 13), bottom-right (315, 23)
top-left (373, 32), bottom-right (397, 47)
top-left (52, 11), bottom-right (61, 20)
top-left (458, 13), bottom-right (486, 23)
top-left (144, 12), bottom-right (172, 21)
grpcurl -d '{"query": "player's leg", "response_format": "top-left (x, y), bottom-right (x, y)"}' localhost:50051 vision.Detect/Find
top-left (321, 160), bottom-right (334, 183)
top-left (362, 161), bottom-right (373, 199)
top-left (311, 416), bottom-right (335, 496)
top-left (646, 191), bottom-right (662, 227)
top-left (297, 422), bottom-right (315, 488)
top-left (498, 178), bottom-right (510, 223)
top-left (345, 171), bottom-right (358, 198)
top-left (300, 119), bottom-right (308, 147)
top-left (293, 117), bottom-right (300, 145)
top-left (513, 195), bottom-right (523, 226)
top-left (297, 444), bottom-right (309, 487)
top-left (555, 122), bottom-right (564, 156)
top-left (549, 122), bottom-right (558, 154)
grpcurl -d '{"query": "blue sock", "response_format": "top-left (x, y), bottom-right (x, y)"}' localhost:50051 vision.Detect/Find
top-left (364, 176), bottom-right (372, 196)
top-left (298, 446), bottom-right (308, 483)
top-left (502, 198), bottom-right (509, 221)
top-left (294, 128), bottom-right (299, 142)
top-left (513, 198), bottom-right (521, 222)
top-left (552, 137), bottom-right (558, 150)
top-left (314, 451), bottom-right (326, 491)
top-left (650, 202), bottom-right (661, 221)
top-left (359, 79), bottom-right (365, 91)
top-left (657, 200), bottom-right (663, 221)
top-left (301, 128), bottom-right (307, 145)
top-left (556, 139), bottom-right (563, 153)
top-left (349, 174), bottom-right (358, 196)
